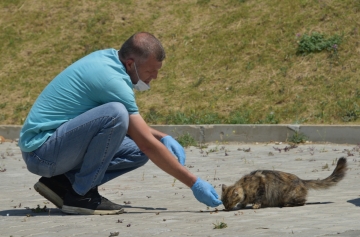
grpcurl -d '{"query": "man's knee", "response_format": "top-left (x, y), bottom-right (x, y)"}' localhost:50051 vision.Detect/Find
top-left (103, 102), bottom-right (129, 130)
top-left (105, 102), bottom-right (128, 117)
top-left (137, 155), bottom-right (149, 167)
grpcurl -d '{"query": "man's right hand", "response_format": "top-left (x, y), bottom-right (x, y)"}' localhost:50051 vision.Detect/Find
top-left (191, 177), bottom-right (223, 207)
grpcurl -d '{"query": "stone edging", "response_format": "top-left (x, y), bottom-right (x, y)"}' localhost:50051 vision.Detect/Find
top-left (1, 125), bottom-right (359, 144)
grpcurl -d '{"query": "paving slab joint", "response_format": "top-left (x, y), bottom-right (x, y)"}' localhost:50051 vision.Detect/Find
top-left (287, 125), bottom-right (300, 132)
top-left (199, 126), bottom-right (205, 143)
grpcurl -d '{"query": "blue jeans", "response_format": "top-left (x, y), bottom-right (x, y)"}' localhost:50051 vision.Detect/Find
top-left (21, 102), bottom-right (149, 195)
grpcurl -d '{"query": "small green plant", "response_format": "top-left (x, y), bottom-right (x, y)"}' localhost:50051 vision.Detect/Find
top-left (337, 100), bottom-right (360, 122)
top-left (332, 158), bottom-right (338, 166)
top-left (319, 147), bottom-right (328, 153)
top-left (213, 221), bottom-right (228, 229)
top-left (176, 132), bottom-right (198, 147)
top-left (208, 146), bottom-right (219, 153)
top-left (31, 205), bottom-right (48, 213)
top-left (228, 110), bottom-right (250, 124)
top-left (296, 32), bottom-right (342, 55)
top-left (144, 108), bottom-right (162, 124)
top-left (288, 132), bottom-right (307, 144)
top-left (256, 112), bottom-right (279, 124)
top-left (322, 163), bottom-right (329, 170)
top-left (198, 142), bottom-right (208, 149)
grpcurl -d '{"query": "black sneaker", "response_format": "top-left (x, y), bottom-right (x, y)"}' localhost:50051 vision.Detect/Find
top-left (61, 187), bottom-right (124, 215)
top-left (33, 174), bottom-right (72, 208)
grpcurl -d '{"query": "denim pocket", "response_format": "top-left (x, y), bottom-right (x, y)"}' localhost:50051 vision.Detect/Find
top-left (23, 151), bottom-right (55, 177)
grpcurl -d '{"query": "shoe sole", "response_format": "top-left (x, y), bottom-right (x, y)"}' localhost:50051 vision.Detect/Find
top-left (62, 205), bottom-right (124, 215)
top-left (34, 181), bottom-right (63, 208)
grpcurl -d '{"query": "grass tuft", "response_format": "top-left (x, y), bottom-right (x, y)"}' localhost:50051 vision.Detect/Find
top-left (213, 221), bottom-right (228, 229)
top-left (296, 32), bottom-right (342, 55)
top-left (288, 132), bottom-right (308, 144)
top-left (176, 132), bottom-right (198, 148)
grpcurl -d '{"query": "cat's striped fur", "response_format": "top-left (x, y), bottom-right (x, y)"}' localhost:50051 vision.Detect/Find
top-left (221, 157), bottom-right (347, 210)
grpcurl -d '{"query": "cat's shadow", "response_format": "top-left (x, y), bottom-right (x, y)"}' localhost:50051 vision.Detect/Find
top-left (347, 198), bottom-right (360, 207)
top-left (226, 201), bottom-right (333, 211)
top-left (305, 201), bottom-right (333, 205)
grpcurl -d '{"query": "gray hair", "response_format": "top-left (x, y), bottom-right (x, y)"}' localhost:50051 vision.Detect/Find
top-left (119, 32), bottom-right (166, 62)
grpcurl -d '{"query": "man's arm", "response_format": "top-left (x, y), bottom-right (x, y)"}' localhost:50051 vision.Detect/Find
top-left (127, 114), bottom-right (196, 187)
top-left (149, 127), bottom-right (167, 140)
top-left (128, 114), bottom-right (223, 207)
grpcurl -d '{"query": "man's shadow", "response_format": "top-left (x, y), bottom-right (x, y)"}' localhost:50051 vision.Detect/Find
top-left (0, 205), bottom-right (169, 216)
top-left (0, 208), bottom-right (63, 216)
top-left (347, 198), bottom-right (360, 207)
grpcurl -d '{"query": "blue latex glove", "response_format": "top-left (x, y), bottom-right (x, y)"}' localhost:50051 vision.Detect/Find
top-left (160, 135), bottom-right (186, 166)
top-left (191, 177), bottom-right (223, 207)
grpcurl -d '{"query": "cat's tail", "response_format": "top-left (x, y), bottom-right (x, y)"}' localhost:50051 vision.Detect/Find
top-left (302, 157), bottom-right (347, 190)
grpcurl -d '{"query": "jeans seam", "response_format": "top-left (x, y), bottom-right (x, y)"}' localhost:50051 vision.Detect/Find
top-left (24, 151), bottom-right (56, 177)
top-left (29, 152), bottom-right (55, 166)
top-left (90, 116), bottom-right (116, 189)
top-left (52, 116), bottom-right (115, 142)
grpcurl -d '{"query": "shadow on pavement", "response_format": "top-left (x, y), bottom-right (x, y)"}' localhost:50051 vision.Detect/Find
top-left (305, 202), bottom-right (333, 205)
top-left (122, 205), bottom-right (167, 210)
top-left (221, 202), bottom-right (333, 211)
top-left (0, 208), bottom-right (63, 216)
top-left (347, 198), bottom-right (360, 207)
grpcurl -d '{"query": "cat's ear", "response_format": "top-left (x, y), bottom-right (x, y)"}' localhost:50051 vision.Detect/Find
top-left (221, 184), bottom-right (227, 192)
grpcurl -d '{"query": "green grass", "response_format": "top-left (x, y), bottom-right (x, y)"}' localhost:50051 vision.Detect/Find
top-left (288, 132), bottom-right (308, 144)
top-left (213, 221), bottom-right (228, 229)
top-left (176, 132), bottom-right (198, 148)
top-left (0, 0), bottom-right (359, 125)
top-left (296, 32), bottom-right (342, 55)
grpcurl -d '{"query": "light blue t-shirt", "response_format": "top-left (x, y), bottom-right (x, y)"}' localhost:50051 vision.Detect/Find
top-left (19, 49), bottom-right (138, 152)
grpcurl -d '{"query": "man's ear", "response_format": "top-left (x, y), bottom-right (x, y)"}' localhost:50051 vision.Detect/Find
top-left (124, 58), bottom-right (134, 71)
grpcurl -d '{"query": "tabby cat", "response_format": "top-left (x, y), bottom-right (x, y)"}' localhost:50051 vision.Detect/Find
top-left (221, 157), bottom-right (347, 210)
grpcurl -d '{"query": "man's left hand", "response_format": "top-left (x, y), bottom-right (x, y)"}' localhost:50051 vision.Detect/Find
top-left (160, 135), bottom-right (186, 165)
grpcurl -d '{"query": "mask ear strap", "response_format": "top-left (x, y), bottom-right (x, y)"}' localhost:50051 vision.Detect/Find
top-left (134, 62), bottom-right (142, 82)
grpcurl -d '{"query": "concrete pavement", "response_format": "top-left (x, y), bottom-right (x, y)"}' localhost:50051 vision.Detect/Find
top-left (0, 137), bottom-right (360, 237)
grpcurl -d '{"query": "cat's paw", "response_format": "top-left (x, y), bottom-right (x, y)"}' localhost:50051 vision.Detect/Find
top-left (252, 203), bottom-right (261, 209)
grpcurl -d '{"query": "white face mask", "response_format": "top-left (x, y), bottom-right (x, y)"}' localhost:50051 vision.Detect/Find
top-left (133, 62), bottom-right (150, 91)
